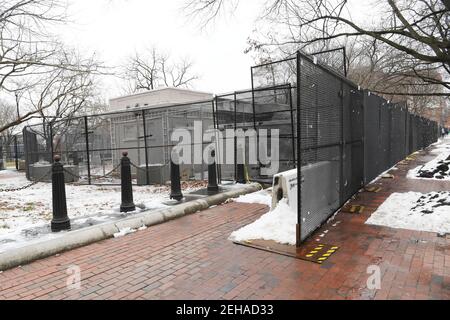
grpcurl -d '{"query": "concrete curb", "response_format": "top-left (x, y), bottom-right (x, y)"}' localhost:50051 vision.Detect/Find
top-left (0, 183), bottom-right (262, 271)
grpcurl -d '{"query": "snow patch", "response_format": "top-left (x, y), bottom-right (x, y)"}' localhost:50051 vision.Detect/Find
top-left (0, 170), bottom-right (205, 251)
top-left (234, 190), bottom-right (272, 207)
top-left (369, 164), bottom-right (398, 184)
top-left (366, 191), bottom-right (450, 234)
top-left (407, 136), bottom-right (450, 180)
top-left (229, 198), bottom-right (296, 245)
top-left (113, 227), bottom-right (136, 238)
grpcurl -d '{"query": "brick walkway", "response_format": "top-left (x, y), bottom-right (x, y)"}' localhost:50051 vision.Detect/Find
top-left (0, 146), bottom-right (449, 300)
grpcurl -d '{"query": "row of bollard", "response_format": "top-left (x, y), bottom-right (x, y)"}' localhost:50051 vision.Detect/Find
top-left (51, 150), bottom-right (222, 232)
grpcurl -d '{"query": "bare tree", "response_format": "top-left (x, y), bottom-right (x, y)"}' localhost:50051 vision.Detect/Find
top-left (0, 0), bottom-right (104, 134)
top-left (122, 46), bottom-right (198, 93)
top-left (184, 0), bottom-right (240, 26)
top-left (186, 0), bottom-right (450, 96)
top-left (19, 52), bottom-right (105, 153)
top-left (0, 99), bottom-right (17, 167)
top-left (345, 38), bottom-right (446, 105)
top-left (0, 99), bottom-right (16, 138)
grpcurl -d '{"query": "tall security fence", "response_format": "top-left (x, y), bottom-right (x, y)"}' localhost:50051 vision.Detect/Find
top-left (8, 101), bottom-right (214, 185)
top-left (214, 84), bottom-right (296, 183)
top-left (250, 51), bottom-right (440, 244)
top-left (0, 50), bottom-right (441, 244)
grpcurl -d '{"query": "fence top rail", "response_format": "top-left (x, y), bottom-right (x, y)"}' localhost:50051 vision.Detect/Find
top-left (215, 84), bottom-right (293, 99)
top-left (251, 56), bottom-right (297, 69)
top-left (25, 98), bottom-right (216, 128)
top-left (23, 85), bottom-right (297, 130)
top-left (297, 51), bottom-right (358, 88)
top-left (250, 51), bottom-right (358, 89)
top-left (310, 46), bottom-right (345, 56)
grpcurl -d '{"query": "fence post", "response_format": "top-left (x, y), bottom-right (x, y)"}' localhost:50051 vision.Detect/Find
top-left (0, 139), bottom-right (3, 171)
top-left (342, 47), bottom-right (348, 77)
top-left (120, 151), bottom-right (136, 212)
top-left (288, 85), bottom-right (296, 164)
top-left (338, 79), bottom-right (345, 206)
top-left (295, 50), bottom-right (302, 247)
top-left (141, 110), bottom-right (150, 185)
top-left (14, 135), bottom-right (19, 170)
top-left (49, 123), bottom-right (54, 163)
top-left (170, 153), bottom-right (183, 201)
top-left (213, 97), bottom-right (222, 184)
top-left (207, 149), bottom-right (219, 192)
top-left (84, 116), bottom-right (92, 185)
top-left (51, 155), bottom-right (71, 232)
top-left (233, 92), bottom-right (238, 181)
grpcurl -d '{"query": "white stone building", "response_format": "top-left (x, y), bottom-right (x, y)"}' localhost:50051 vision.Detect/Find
top-left (107, 87), bottom-right (215, 184)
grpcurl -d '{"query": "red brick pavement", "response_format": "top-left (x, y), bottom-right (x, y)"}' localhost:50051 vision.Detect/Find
top-left (0, 146), bottom-right (449, 300)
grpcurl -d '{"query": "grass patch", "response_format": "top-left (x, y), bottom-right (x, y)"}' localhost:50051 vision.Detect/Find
top-left (23, 203), bottom-right (35, 211)
top-left (0, 223), bottom-right (10, 229)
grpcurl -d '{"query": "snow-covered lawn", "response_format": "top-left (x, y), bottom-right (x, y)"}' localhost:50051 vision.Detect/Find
top-left (408, 136), bottom-right (450, 180)
top-left (366, 191), bottom-right (450, 234)
top-left (0, 170), bottom-right (206, 251)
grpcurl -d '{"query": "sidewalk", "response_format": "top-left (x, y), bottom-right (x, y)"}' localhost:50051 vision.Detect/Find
top-left (0, 145), bottom-right (449, 300)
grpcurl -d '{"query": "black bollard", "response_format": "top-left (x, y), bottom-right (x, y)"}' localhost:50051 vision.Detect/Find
top-left (120, 151), bottom-right (136, 212)
top-left (51, 155), bottom-right (71, 232)
top-left (207, 149), bottom-right (219, 192)
top-left (170, 154), bottom-right (183, 201)
top-left (236, 164), bottom-right (246, 184)
top-left (236, 145), bottom-right (246, 184)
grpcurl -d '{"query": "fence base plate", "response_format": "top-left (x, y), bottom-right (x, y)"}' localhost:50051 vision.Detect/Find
top-left (342, 204), bottom-right (365, 214)
top-left (233, 239), bottom-right (339, 264)
top-left (364, 186), bottom-right (382, 193)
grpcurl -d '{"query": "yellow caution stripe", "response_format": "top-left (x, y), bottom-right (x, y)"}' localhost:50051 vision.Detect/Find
top-left (365, 186), bottom-right (382, 193)
top-left (301, 244), bottom-right (339, 264)
top-left (345, 205), bottom-right (365, 214)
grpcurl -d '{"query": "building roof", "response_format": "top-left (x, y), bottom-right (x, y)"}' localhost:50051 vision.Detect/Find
top-left (108, 87), bottom-right (214, 112)
top-left (109, 87), bottom-right (213, 103)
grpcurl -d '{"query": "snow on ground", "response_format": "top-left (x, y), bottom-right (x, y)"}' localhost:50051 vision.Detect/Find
top-left (229, 188), bottom-right (298, 245)
top-left (430, 136), bottom-right (450, 154)
top-left (0, 170), bottom-right (169, 234)
top-left (0, 170), bottom-right (206, 251)
top-left (113, 227), bottom-right (137, 238)
top-left (366, 191), bottom-right (450, 234)
top-left (233, 189), bottom-right (273, 207)
top-left (229, 198), bottom-right (297, 245)
top-left (408, 136), bottom-right (450, 180)
top-left (369, 164), bottom-right (399, 184)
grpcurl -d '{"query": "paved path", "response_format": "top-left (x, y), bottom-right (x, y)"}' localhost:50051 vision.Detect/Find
top-left (0, 145), bottom-right (449, 300)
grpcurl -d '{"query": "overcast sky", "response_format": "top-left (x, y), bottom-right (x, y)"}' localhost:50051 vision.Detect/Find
top-left (58, 0), bottom-right (262, 100)
top-left (57, 0), bottom-right (380, 102)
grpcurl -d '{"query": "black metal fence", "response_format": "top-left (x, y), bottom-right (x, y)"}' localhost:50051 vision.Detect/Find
top-left (214, 84), bottom-right (296, 183)
top-left (7, 101), bottom-right (215, 185)
top-left (250, 51), bottom-right (439, 244)
top-left (0, 49), bottom-right (441, 245)
top-left (0, 135), bottom-right (24, 170)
